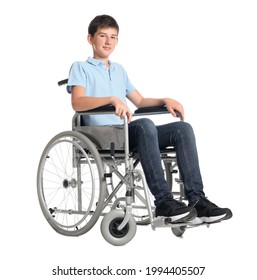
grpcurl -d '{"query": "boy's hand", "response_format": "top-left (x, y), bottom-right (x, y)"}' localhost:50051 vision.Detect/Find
top-left (164, 98), bottom-right (185, 121)
top-left (110, 96), bottom-right (133, 123)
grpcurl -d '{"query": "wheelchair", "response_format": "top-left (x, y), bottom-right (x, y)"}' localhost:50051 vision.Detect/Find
top-left (37, 79), bottom-right (208, 246)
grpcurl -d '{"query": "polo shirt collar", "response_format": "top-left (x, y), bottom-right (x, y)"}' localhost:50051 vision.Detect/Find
top-left (87, 57), bottom-right (114, 71)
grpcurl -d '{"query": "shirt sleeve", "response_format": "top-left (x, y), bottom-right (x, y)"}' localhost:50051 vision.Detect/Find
top-left (126, 77), bottom-right (136, 95)
top-left (120, 65), bottom-right (136, 96)
top-left (66, 62), bottom-right (87, 94)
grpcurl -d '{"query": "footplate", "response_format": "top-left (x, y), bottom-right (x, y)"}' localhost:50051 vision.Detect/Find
top-left (152, 216), bottom-right (187, 229)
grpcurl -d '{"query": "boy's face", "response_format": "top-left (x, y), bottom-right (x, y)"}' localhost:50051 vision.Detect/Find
top-left (88, 27), bottom-right (118, 60)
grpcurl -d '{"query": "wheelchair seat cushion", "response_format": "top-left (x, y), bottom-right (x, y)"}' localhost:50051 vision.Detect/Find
top-left (74, 125), bottom-right (125, 150)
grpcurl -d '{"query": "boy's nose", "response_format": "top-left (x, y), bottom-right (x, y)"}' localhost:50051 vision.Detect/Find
top-left (105, 38), bottom-right (111, 44)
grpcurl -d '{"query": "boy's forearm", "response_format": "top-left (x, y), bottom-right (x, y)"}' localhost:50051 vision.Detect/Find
top-left (72, 96), bottom-right (112, 112)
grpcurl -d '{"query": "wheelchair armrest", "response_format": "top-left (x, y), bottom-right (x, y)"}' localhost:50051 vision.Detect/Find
top-left (73, 105), bottom-right (116, 128)
top-left (80, 105), bottom-right (115, 113)
top-left (73, 105), bottom-right (116, 118)
top-left (72, 105), bottom-right (116, 127)
top-left (134, 106), bottom-right (168, 115)
top-left (134, 106), bottom-right (182, 120)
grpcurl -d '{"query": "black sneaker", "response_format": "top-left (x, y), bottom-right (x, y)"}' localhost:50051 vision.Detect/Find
top-left (155, 198), bottom-right (197, 223)
top-left (189, 197), bottom-right (233, 225)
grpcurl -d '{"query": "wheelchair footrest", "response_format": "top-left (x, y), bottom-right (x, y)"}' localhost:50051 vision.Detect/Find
top-left (152, 216), bottom-right (188, 228)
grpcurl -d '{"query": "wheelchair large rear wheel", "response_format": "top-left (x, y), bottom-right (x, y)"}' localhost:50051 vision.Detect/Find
top-left (37, 131), bottom-right (106, 236)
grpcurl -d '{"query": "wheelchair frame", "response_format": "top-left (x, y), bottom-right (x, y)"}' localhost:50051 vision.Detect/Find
top-left (37, 82), bottom-right (210, 246)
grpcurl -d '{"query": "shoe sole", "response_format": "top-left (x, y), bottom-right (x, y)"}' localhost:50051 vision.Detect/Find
top-left (189, 213), bottom-right (226, 225)
top-left (221, 210), bottom-right (233, 221)
top-left (156, 208), bottom-right (197, 223)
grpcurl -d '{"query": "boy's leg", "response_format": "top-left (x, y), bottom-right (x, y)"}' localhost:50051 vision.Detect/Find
top-left (157, 121), bottom-right (232, 223)
top-left (157, 121), bottom-right (205, 204)
top-left (129, 118), bottom-right (171, 201)
top-left (128, 118), bottom-right (196, 222)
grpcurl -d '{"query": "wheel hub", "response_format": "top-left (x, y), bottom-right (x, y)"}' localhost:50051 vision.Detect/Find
top-left (63, 178), bottom-right (77, 188)
top-left (109, 218), bottom-right (129, 238)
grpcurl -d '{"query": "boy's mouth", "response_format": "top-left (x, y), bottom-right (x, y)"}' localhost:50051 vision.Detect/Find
top-left (103, 46), bottom-right (111, 50)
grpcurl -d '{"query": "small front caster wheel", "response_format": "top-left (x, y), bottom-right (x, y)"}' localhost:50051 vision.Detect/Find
top-left (101, 210), bottom-right (137, 246)
top-left (172, 226), bottom-right (186, 237)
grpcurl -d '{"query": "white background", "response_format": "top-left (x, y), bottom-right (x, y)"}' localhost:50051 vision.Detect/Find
top-left (1, 0), bottom-right (256, 279)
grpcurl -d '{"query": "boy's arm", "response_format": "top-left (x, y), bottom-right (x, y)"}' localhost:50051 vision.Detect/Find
top-left (127, 90), bottom-right (185, 121)
top-left (71, 86), bottom-right (133, 122)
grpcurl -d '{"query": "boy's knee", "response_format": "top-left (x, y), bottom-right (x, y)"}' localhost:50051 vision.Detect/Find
top-left (181, 121), bottom-right (193, 132)
top-left (133, 118), bottom-right (157, 136)
top-left (177, 122), bottom-right (195, 139)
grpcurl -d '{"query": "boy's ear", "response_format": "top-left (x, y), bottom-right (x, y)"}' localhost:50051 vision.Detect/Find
top-left (87, 34), bottom-right (93, 45)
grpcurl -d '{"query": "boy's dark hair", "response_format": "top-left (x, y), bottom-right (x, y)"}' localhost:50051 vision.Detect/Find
top-left (88, 15), bottom-right (119, 36)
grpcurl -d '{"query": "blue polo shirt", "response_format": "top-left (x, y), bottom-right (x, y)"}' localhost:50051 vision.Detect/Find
top-left (67, 57), bottom-right (136, 126)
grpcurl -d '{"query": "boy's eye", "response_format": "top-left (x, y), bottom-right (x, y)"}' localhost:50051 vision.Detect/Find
top-left (99, 34), bottom-right (118, 40)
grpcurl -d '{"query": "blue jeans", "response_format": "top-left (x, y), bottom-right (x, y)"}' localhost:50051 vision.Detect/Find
top-left (128, 118), bottom-right (205, 205)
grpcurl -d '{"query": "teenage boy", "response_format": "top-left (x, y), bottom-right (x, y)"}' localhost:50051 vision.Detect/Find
top-left (67, 15), bottom-right (232, 224)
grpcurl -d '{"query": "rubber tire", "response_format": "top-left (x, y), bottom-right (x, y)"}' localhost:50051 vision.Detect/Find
top-left (37, 131), bottom-right (106, 236)
top-left (101, 210), bottom-right (137, 246)
top-left (172, 226), bottom-right (186, 237)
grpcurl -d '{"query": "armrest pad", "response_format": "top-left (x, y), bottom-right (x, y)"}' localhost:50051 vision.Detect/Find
top-left (134, 106), bottom-right (182, 119)
top-left (76, 105), bottom-right (116, 114)
top-left (134, 106), bottom-right (168, 115)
